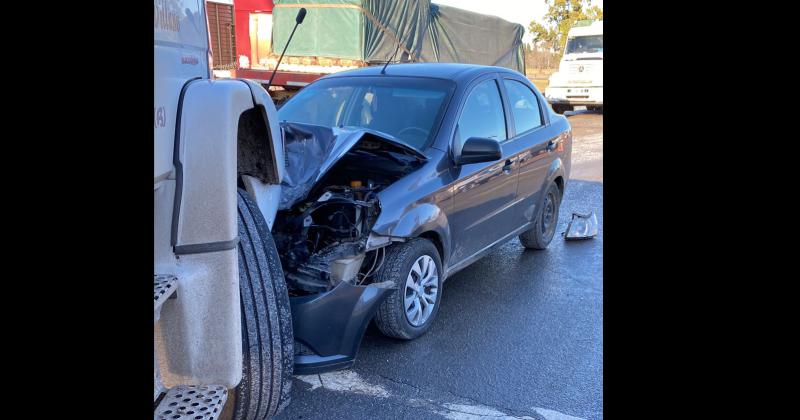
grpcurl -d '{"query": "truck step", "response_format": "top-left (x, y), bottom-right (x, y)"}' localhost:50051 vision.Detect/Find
top-left (154, 274), bottom-right (177, 316)
top-left (155, 385), bottom-right (228, 420)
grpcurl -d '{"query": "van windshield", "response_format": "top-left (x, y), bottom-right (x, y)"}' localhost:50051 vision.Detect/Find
top-left (278, 76), bottom-right (454, 150)
top-left (565, 35), bottom-right (603, 54)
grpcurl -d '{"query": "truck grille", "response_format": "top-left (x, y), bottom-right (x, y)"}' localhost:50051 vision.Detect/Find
top-left (568, 63), bottom-right (595, 74)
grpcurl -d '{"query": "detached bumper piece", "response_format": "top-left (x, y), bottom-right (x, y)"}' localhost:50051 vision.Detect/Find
top-left (154, 385), bottom-right (228, 420)
top-left (291, 280), bottom-right (395, 374)
top-left (564, 212), bottom-right (599, 240)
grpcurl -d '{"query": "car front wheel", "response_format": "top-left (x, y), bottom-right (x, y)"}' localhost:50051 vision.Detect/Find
top-left (373, 238), bottom-right (443, 340)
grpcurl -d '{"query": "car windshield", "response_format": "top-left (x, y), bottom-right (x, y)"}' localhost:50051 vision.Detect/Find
top-left (565, 35), bottom-right (603, 54)
top-left (278, 76), bottom-right (454, 150)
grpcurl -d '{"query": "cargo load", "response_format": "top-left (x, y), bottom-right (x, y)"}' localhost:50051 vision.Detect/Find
top-left (269, 0), bottom-right (524, 71)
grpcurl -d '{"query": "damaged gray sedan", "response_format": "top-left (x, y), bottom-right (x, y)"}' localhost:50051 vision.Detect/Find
top-left (272, 63), bottom-right (572, 374)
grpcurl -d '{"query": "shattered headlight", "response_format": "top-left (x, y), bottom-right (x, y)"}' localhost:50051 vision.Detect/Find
top-left (564, 212), bottom-right (599, 240)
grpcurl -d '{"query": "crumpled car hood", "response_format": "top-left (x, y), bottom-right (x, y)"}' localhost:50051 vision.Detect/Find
top-left (279, 122), bottom-right (427, 210)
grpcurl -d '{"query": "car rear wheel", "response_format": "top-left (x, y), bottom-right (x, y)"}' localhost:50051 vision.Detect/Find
top-left (223, 189), bottom-right (294, 420)
top-left (519, 182), bottom-right (562, 250)
top-left (373, 238), bottom-right (443, 340)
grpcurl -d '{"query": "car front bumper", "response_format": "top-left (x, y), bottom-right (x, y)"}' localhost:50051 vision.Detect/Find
top-left (290, 280), bottom-right (396, 374)
top-left (546, 86), bottom-right (603, 106)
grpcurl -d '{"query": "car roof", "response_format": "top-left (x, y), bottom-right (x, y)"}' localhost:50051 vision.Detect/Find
top-left (320, 63), bottom-right (524, 84)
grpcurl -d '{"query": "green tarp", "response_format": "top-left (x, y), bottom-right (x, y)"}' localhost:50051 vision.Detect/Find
top-left (271, 0), bottom-right (525, 73)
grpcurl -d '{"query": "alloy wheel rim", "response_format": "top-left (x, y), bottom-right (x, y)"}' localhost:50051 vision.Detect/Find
top-left (404, 255), bottom-right (438, 327)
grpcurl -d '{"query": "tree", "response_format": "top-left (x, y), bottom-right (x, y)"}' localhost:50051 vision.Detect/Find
top-left (528, 0), bottom-right (603, 56)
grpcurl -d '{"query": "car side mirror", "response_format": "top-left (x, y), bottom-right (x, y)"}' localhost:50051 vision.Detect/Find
top-left (457, 137), bottom-right (502, 165)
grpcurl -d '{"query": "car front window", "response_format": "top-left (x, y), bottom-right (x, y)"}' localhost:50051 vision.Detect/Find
top-left (457, 79), bottom-right (507, 142)
top-left (278, 76), bottom-right (454, 150)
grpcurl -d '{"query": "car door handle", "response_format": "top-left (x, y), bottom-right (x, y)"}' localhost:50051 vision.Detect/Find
top-left (546, 139), bottom-right (559, 151)
top-left (502, 159), bottom-right (514, 174)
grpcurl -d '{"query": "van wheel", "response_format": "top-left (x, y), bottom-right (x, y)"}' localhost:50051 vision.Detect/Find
top-left (552, 104), bottom-right (572, 114)
top-left (225, 189), bottom-right (293, 420)
top-left (373, 238), bottom-right (443, 340)
top-left (519, 182), bottom-right (562, 250)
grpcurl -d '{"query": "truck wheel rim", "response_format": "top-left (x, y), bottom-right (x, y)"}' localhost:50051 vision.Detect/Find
top-left (404, 255), bottom-right (438, 327)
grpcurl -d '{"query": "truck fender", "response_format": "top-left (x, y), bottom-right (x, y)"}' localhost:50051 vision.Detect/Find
top-left (172, 79), bottom-right (252, 250)
top-left (238, 78), bottom-right (286, 183)
top-left (159, 79), bottom-right (262, 388)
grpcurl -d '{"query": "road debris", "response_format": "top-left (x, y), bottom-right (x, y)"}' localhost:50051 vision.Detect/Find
top-left (564, 212), bottom-right (599, 240)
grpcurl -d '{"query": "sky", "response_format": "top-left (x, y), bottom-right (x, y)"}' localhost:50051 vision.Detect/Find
top-left (433, 0), bottom-right (603, 44)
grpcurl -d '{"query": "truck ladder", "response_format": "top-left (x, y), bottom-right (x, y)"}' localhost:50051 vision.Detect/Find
top-left (154, 385), bottom-right (229, 420)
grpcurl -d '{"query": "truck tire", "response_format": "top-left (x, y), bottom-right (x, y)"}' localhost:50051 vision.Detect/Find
top-left (229, 189), bottom-right (293, 420)
top-left (519, 182), bottom-right (562, 250)
top-left (373, 238), bottom-right (443, 340)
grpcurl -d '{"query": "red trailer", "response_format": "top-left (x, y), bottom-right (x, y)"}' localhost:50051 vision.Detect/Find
top-left (232, 0), bottom-right (274, 76)
top-left (207, 1), bottom-right (237, 71)
top-left (231, 0), bottom-right (348, 102)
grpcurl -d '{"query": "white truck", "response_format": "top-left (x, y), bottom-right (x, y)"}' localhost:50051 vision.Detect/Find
top-left (545, 20), bottom-right (603, 114)
top-left (154, 1), bottom-right (294, 418)
top-left (155, 3), bottom-right (401, 419)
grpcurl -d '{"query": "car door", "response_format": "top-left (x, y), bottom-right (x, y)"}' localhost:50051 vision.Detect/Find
top-left (449, 76), bottom-right (520, 265)
top-left (500, 77), bottom-right (558, 228)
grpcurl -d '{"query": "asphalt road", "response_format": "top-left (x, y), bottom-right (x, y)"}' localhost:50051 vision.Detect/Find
top-left (275, 109), bottom-right (603, 420)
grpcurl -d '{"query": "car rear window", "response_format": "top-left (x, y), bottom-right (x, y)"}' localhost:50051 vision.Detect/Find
top-left (503, 79), bottom-right (542, 134)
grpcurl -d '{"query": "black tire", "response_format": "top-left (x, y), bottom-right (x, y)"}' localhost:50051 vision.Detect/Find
top-left (519, 182), bottom-right (562, 250)
top-left (552, 104), bottom-right (573, 114)
top-left (228, 189), bottom-right (293, 420)
top-left (373, 238), bottom-right (443, 340)
top-left (588, 105), bottom-right (603, 113)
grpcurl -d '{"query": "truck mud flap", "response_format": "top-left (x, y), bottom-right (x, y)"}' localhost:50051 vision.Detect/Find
top-left (290, 280), bottom-right (395, 375)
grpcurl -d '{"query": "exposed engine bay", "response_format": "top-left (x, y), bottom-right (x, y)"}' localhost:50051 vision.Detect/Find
top-left (271, 122), bottom-right (426, 296)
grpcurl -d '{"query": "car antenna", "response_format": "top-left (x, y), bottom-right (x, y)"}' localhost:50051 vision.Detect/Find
top-left (266, 7), bottom-right (307, 90)
top-left (381, 25), bottom-right (410, 74)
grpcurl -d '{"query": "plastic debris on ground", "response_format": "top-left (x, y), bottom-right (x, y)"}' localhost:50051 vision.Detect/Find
top-left (564, 212), bottom-right (599, 240)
